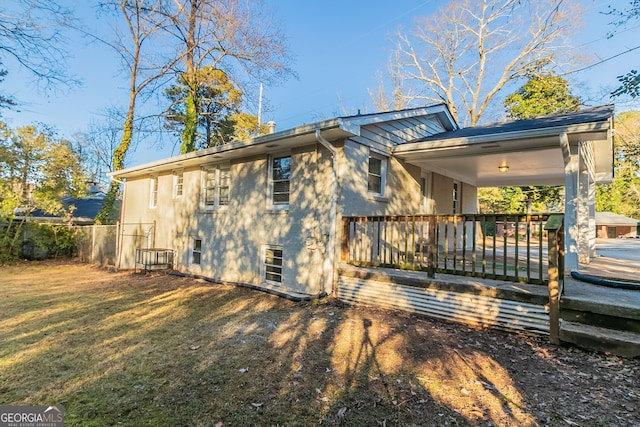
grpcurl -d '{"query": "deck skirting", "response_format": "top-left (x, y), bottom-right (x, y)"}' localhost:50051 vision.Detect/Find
top-left (338, 275), bottom-right (549, 335)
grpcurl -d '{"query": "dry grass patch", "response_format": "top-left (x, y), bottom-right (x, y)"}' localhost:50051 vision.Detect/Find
top-left (1, 260), bottom-right (639, 426)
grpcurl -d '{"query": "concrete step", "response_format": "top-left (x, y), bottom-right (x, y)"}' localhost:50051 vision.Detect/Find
top-left (560, 307), bottom-right (640, 334)
top-left (559, 321), bottom-right (640, 358)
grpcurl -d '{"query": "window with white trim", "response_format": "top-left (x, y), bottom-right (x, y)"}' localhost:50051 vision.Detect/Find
top-left (203, 165), bottom-right (230, 209)
top-left (452, 181), bottom-right (460, 214)
top-left (367, 152), bottom-right (387, 195)
top-left (149, 176), bottom-right (158, 208)
top-left (173, 170), bottom-right (184, 199)
top-left (191, 238), bottom-right (202, 265)
top-left (420, 172), bottom-right (432, 212)
top-left (263, 245), bottom-right (283, 284)
top-left (269, 155), bottom-right (291, 207)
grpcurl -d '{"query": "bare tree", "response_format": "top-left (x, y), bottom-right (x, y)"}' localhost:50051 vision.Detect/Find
top-left (96, 0), bottom-right (292, 220)
top-left (383, 0), bottom-right (582, 126)
top-left (158, 0), bottom-right (293, 152)
top-left (71, 109), bottom-right (125, 190)
top-left (369, 51), bottom-right (414, 112)
top-left (95, 0), bottom-right (181, 223)
top-left (0, 0), bottom-right (76, 89)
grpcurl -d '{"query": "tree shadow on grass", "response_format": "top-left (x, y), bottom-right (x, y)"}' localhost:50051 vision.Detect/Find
top-left (2, 263), bottom-right (639, 426)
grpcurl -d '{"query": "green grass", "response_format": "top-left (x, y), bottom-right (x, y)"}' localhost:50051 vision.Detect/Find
top-left (1, 261), bottom-right (638, 426)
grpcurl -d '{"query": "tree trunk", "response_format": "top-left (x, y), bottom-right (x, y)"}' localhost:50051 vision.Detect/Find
top-left (96, 96), bottom-right (135, 224)
top-left (180, 90), bottom-right (198, 153)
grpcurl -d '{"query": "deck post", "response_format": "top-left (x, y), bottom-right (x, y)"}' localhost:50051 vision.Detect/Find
top-left (545, 214), bottom-right (565, 345)
top-left (427, 216), bottom-right (436, 278)
top-left (341, 218), bottom-right (351, 263)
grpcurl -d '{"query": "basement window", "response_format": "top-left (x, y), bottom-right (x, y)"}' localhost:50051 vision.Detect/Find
top-left (263, 245), bottom-right (283, 284)
top-left (192, 238), bottom-right (202, 265)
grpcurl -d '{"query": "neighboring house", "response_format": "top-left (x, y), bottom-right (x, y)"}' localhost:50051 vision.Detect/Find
top-left (595, 212), bottom-right (639, 238)
top-left (27, 184), bottom-right (121, 225)
top-left (110, 104), bottom-right (614, 298)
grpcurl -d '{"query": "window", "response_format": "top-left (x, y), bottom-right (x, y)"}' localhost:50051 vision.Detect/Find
top-left (218, 166), bottom-right (230, 206)
top-left (263, 245), bottom-right (283, 284)
top-left (204, 165), bottom-right (230, 209)
top-left (419, 172), bottom-right (433, 212)
top-left (269, 155), bottom-right (291, 207)
top-left (452, 181), bottom-right (459, 214)
top-left (149, 176), bottom-right (158, 208)
top-left (367, 152), bottom-right (387, 195)
top-left (173, 170), bottom-right (184, 198)
top-left (192, 239), bottom-right (202, 265)
top-left (420, 176), bottom-right (428, 209)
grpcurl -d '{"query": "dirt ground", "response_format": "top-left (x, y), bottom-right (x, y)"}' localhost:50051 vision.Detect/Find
top-left (2, 260), bottom-right (639, 426)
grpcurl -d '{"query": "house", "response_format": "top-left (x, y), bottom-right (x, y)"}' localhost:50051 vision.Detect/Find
top-left (26, 184), bottom-right (121, 225)
top-left (12, 184), bottom-right (121, 260)
top-left (595, 212), bottom-right (639, 238)
top-left (109, 104), bottom-right (614, 299)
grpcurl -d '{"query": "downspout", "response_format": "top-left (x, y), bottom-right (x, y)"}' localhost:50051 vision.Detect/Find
top-left (315, 130), bottom-right (339, 296)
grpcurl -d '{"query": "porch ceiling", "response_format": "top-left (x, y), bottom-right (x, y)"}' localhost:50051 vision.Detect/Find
top-left (393, 106), bottom-right (614, 187)
top-left (405, 144), bottom-right (565, 187)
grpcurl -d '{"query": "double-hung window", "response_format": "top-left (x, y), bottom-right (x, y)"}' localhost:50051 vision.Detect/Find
top-left (203, 165), bottom-right (230, 209)
top-left (452, 181), bottom-right (460, 214)
top-left (420, 172), bottom-right (432, 212)
top-left (263, 245), bottom-right (283, 284)
top-left (192, 238), bottom-right (202, 265)
top-left (367, 152), bottom-right (387, 196)
top-left (269, 155), bottom-right (291, 208)
top-left (149, 175), bottom-right (158, 208)
top-left (173, 170), bottom-right (184, 199)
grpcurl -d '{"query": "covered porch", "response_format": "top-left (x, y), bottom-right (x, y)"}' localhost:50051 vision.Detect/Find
top-left (336, 106), bottom-right (640, 357)
top-left (393, 105), bottom-right (615, 273)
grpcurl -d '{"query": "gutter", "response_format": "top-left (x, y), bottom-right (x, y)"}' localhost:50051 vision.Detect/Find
top-left (315, 130), bottom-right (339, 296)
top-left (393, 121), bottom-right (612, 155)
top-left (108, 121), bottom-right (345, 179)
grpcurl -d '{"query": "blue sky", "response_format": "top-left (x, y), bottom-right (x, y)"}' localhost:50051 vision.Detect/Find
top-left (2, 0), bottom-right (639, 167)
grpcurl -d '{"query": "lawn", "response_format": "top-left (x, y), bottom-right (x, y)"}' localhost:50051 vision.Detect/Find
top-left (1, 261), bottom-right (638, 426)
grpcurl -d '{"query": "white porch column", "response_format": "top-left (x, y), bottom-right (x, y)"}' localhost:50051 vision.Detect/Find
top-left (562, 136), bottom-right (597, 273)
top-left (561, 133), bottom-right (580, 272)
top-left (577, 151), bottom-right (592, 263)
top-left (577, 141), bottom-right (598, 262)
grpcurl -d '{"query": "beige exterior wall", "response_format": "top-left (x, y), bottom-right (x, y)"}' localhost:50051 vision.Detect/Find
top-left (461, 182), bottom-right (478, 214)
top-left (429, 173), bottom-right (477, 214)
top-left (118, 136), bottom-right (476, 297)
top-left (119, 144), bottom-right (334, 296)
top-left (339, 140), bottom-right (423, 217)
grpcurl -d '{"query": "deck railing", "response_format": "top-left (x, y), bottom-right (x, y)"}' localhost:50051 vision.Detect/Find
top-left (341, 214), bottom-right (563, 285)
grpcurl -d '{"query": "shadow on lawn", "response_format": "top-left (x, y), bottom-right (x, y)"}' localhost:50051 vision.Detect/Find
top-left (2, 262), bottom-right (637, 426)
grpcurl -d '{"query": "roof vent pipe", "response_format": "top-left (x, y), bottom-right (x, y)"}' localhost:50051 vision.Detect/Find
top-left (267, 121), bottom-right (276, 134)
